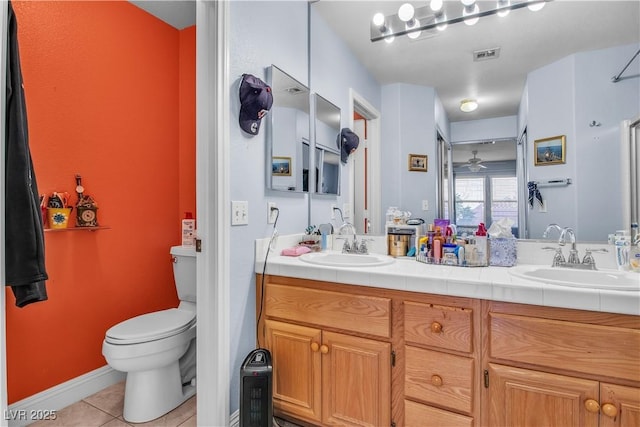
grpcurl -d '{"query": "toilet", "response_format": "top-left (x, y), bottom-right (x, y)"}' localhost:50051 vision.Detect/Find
top-left (102, 245), bottom-right (197, 423)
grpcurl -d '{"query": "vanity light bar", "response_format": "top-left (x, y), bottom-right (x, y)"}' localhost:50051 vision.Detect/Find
top-left (370, 0), bottom-right (551, 42)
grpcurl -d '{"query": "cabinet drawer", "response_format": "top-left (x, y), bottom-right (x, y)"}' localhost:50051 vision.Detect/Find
top-left (405, 400), bottom-right (473, 427)
top-left (265, 283), bottom-right (392, 338)
top-left (490, 312), bottom-right (640, 382)
top-left (404, 300), bottom-right (473, 353)
top-left (405, 346), bottom-right (474, 415)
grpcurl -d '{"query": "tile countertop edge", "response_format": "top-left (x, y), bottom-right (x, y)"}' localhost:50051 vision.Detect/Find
top-left (255, 254), bottom-right (640, 316)
top-left (254, 235), bottom-right (638, 316)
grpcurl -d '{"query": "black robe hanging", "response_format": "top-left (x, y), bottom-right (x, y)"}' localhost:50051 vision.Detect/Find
top-left (5, 1), bottom-right (48, 307)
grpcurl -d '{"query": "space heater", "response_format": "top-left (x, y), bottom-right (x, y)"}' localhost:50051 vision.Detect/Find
top-left (240, 348), bottom-right (273, 427)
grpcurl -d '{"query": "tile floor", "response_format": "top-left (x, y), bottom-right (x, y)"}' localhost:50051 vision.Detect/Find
top-left (29, 382), bottom-right (196, 427)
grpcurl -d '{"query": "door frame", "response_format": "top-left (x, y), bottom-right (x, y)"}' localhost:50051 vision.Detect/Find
top-left (196, 1), bottom-right (229, 425)
top-left (348, 89), bottom-right (381, 235)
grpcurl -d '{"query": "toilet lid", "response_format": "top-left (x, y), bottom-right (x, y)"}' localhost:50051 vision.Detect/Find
top-left (105, 308), bottom-right (196, 345)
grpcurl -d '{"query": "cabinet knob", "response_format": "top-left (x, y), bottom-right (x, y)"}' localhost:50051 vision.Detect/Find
top-left (601, 403), bottom-right (618, 418)
top-left (431, 375), bottom-right (443, 387)
top-left (320, 344), bottom-right (329, 354)
top-left (584, 399), bottom-right (600, 413)
top-left (310, 342), bottom-right (319, 352)
top-left (430, 321), bottom-right (443, 333)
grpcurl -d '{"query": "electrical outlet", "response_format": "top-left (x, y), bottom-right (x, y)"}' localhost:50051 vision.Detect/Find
top-left (342, 203), bottom-right (352, 219)
top-left (267, 202), bottom-right (277, 224)
top-left (331, 204), bottom-right (337, 219)
top-left (422, 200), bottom-right (429, 211)
top-left (231, 201), bottom-right (249, 225)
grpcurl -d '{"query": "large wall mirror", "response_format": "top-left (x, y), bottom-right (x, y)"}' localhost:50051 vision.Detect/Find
top-left (266, 65), bottom-right (310, 193)
top-left (313, 94), bottom-right (341, 195)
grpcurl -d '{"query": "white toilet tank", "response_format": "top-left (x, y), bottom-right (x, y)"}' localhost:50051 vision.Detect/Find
top-left (170, 246), bottom-right (196, 303)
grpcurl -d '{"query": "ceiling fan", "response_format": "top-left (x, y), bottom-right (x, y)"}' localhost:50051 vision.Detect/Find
top-left (466, 150), bottom-right (487, 172)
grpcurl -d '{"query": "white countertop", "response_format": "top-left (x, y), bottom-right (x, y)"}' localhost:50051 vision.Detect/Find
top-left (255, 235), bottom-right (640, 316)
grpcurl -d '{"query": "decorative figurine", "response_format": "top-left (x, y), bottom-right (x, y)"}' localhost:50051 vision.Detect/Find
top-left (74, 174), bottom-right (99, 227)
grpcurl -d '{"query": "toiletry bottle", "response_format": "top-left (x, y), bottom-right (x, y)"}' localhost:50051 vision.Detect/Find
top-left (182, 212), bottom-right (196, 246)
top-left (475, 223), bottom-right (488, 265)
top-left (630, 237), bottom-right (640, 272)
top-left (615, 231), bottom-right (631, 271)
top-left (433, 226), bottom-right (445, 260)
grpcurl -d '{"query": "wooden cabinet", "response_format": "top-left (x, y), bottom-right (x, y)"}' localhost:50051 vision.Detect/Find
top-left (485, 302), bottom-right (640, 427)
top-left (403, 299), bottom-right (480, 426)
top-left (259, 278), bottom-right (392, 426)
top-left (257, 275), bottom-right (639, 427)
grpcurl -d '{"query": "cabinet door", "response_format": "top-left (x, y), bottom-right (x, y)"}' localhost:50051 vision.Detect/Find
top-left (321, 331), bottom-right (391, 427)
top-left (600, 383), bottom-right (640, 427)
top-left (265, 320), bottom-right (322, 423)
top-left (488, 363), bottom-right (599, 427)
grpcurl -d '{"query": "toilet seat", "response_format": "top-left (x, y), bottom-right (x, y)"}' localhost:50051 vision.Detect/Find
top-left (105, 308), bottom-right (195, 345)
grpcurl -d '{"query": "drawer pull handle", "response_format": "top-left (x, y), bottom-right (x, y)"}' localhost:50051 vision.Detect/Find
top-left (320, 344), bottom-right (329, 354)
top-left (584, 399), bottom-right (600, 413)
top-left (431, 375), bottom-right (443, 387)
top-left (430, 322), bottom-right (443, 333)
top-left (602, 403), bottom-right (618, 418)
top-left (310, 342), bottom-right (319, 352)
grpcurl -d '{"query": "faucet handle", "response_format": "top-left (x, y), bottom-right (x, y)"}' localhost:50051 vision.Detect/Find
top-left (543, 246), bottom-right (565, 267)
top-left (582, 248), bottom-right (608, 269)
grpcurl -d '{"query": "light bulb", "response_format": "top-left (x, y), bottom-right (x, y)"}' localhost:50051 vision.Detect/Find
top-left (435, 12), bottom-right (448, 31)
top-left (406, 18), bottom-right (421, 39)
top-left (372, 12), bottom-right (385, 27)
top-left (398, 3), bottom-right (415, 22)
top-left (460, 0), bottom-right (476, 6)
top-left (527, 0), bottom-right (545, 12)
top-left (497, 0), bottom-right (510, 17)
top-left (463, 4), bottom-right (480, 25)
top-left (430, 0), bottom-right (443, 12)
top-left (384, 34), bottom-right (395, 44)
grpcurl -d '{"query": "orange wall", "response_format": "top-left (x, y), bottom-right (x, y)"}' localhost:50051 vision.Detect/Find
top-left (5, 1), bottom-right (195, 403)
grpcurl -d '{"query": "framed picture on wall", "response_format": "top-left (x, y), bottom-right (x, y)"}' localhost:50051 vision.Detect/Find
top-left (408, 154), bottom-right (428, 172)
top-left (272, 156), bottom-right (292, 176)
top-left (534, 135), bottom-right (566, 166)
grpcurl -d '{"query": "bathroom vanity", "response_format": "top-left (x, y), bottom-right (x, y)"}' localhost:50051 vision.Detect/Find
top-left (255, 243), bottom-right (640, 427)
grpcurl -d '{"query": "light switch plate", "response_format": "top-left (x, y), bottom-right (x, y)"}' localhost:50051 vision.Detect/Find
top-left (232, 201), bottom-right (249, 225)
top-left (422, 200), bottom-right (429, 211)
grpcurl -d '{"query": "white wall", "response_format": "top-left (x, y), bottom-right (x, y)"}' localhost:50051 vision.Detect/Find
top-left (381, 83), bottom-right (440, 224)
top-left (229, 0), bottom-right (309, 413)
top-left (526, 43), bottom-right (640, 241)
top-left (451, 116), bottom-right (518, 142)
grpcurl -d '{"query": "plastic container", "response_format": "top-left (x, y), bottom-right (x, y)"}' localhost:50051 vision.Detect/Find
top-left (629, 241), bottom-right (640, 272)
top-left (475, 223), bottom-right (488, 266)
top-left (615, 231), bottom-right (631, 271)
top-left (182, 212), bottom-right (196, 246)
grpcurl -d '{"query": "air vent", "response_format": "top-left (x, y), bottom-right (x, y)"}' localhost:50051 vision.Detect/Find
top-left (473, 47), bottom-right (501, 61)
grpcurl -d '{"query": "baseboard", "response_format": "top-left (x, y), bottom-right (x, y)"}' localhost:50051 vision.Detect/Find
top-left (5, 365), bottom-right (125, 426)
top-left (229, 409), bottom-right (239, 427)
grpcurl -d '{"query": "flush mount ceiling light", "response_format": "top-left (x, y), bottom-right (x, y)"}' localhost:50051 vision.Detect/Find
top-left (460, 99), bottom-right (479, 113)
top-left (370, 0), bottom-right (549, 42)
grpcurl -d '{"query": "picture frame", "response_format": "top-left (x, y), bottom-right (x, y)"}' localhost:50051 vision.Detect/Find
top-left (272, 156), bottom-right (292, 176)
top-left (408, 154), bottom-right (428, 172)
top-left (534, 135), bottom-right (566, 166)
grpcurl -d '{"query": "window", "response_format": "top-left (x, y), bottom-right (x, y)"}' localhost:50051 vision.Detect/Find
top-left (453, 174), bottom-right (518, 237)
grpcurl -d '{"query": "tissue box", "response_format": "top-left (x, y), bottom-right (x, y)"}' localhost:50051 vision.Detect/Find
top-left (489, 237), bottom-right (517, 267)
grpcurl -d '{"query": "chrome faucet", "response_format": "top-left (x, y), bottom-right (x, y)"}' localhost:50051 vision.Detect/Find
top-left (334, 207), bottom-right (365, 254)
top-left (543, 224), bottom-right (608, 269)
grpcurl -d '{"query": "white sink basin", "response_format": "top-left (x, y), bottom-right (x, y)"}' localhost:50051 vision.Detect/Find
top-left (509, 265), bottom-right (640, 291)
top-left (299, 252), bottom-right (395, 267)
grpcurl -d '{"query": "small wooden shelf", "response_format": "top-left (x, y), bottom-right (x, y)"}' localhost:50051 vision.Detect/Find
top-left (44, 226), bottom-right (110, 232)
